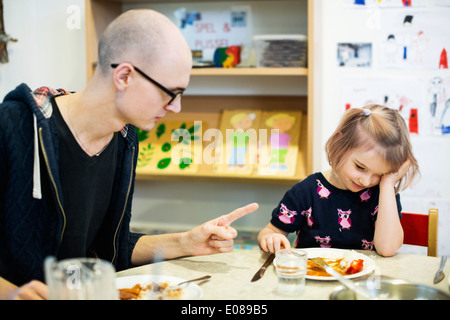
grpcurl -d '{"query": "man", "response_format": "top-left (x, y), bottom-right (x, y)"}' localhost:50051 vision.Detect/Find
top-left (0, 9), bottom-right (258, 299)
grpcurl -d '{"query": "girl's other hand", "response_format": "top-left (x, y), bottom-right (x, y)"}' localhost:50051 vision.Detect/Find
top-left (259, 233), bottom-right (291, 254)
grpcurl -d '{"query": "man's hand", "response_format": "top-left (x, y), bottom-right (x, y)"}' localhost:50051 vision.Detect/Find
top-left (1, 278), bottom-right (48, 300)
top-left (183, 203), bottom-right (259, 256)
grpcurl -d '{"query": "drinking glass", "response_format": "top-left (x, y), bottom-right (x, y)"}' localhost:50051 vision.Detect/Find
top-left (44, 257), bottom-right (118, 300)
top-left (274, 249), bottom-right (307, 295)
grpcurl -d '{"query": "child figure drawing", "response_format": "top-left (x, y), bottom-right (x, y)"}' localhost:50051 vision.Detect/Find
top-left (228, 112), bottom-right (255, 167)
top-left (258, 105), bottom-right (419, 257)
top-left (265, 113), bottom-right (295, 171)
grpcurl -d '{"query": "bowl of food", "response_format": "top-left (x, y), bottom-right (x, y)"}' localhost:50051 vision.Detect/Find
top-left (330, 276), bottom-right (450, 300)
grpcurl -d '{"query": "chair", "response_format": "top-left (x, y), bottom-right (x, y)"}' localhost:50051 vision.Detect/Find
top-left (400, 209), bottom-right (438, 257)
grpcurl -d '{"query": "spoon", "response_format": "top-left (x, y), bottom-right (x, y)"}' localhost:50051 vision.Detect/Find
top-left (433, 256), bottom-right (447, 284)
top-left (310, 258), bottom-right (376, 300)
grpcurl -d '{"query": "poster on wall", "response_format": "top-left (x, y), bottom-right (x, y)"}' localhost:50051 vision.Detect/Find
top-left (379, 10), bottom-right (450, 69)
top-left (175, 7), bottom-right (251, 63)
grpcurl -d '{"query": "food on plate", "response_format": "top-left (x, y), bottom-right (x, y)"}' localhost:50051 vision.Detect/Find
top-left (307, 257), bottom-right (364, 277)
top-left (118, 283), bottom-right (151, 300)
top-left (118, 282), bottom-right (183, 300)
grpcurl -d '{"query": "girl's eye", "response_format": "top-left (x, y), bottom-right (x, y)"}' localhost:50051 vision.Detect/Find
top-left (355, 164), bottom-right (365, 170)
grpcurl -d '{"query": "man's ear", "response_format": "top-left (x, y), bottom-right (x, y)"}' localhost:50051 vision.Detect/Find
top-left (112, 63), bottom-right (133, 91)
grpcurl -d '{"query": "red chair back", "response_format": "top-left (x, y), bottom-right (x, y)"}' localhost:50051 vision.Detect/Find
top-left (400, 209), bottom-right (438, 257)
top-left (400, 212), bottom-right (428, 247)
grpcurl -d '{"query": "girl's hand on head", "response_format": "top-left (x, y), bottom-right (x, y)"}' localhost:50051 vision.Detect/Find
top-left (380, 160), bottom-right (411, 188)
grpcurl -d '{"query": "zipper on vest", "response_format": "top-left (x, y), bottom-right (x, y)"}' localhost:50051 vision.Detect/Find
top-left (111, 146), bottom-right (135, 264)
top-left (38, 127), bottom-right (67, 244)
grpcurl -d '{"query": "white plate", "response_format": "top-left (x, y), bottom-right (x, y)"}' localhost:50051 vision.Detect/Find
top-left (116, 275), bottom-right (203, 300)
top-left (303, 248), bottom-right (376, 281)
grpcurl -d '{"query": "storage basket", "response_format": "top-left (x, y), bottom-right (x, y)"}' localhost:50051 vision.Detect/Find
top-left (253, 34), bottom-right (307, 68)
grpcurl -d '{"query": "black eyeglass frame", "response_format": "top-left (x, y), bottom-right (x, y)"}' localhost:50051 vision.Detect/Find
top-left (111, 63), bottom-right (183, 105)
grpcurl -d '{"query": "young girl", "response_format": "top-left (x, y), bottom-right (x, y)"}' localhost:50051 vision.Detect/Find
top-left (258, 104), bottom-right (419, 257)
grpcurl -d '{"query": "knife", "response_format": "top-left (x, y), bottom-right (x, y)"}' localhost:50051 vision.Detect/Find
top-left (251, 254), bottom-right (275, 282)
top-left (433, 256), bottom-right (447, 284)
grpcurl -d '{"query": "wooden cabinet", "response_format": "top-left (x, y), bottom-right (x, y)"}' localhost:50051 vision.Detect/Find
top-left (85, 0), bottom-right (314, 185)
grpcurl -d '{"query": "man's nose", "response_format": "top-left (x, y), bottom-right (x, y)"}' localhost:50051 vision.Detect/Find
top-left (165, 99), bottom-right (182, 113)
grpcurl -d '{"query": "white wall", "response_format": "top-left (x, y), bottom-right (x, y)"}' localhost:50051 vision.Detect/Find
top-left (0, 0), bottom-right (86, 100)
top-left (313, 0), bottom-right (450, 255)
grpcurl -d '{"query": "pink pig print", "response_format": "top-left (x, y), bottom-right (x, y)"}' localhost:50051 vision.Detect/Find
top-left (315, 235), bottom-right (331, 248)
top-left (278, 203), bottom-right (297, 224)
top-left (360, 189), bottom-right (371, 202)
top-left (337, 208), bottom-right (352, 230)
top-left (316, 179), bottom-right (331, 199)
top-left (301, 207), bottom-right (314, 227)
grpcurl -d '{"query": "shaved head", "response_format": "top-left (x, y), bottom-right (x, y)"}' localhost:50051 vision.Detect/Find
top-left (97, 9), bottom-right (191, 74)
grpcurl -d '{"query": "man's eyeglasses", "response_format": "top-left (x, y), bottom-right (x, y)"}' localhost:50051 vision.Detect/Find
top-left (111, 63), bottom-right (183, 105)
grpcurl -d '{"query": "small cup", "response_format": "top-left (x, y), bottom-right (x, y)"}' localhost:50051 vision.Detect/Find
top-left (274, 249), bottom-right (307, 295)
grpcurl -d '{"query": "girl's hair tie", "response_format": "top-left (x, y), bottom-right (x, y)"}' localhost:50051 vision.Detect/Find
top-left (363, 109), bottom-right (371, 116)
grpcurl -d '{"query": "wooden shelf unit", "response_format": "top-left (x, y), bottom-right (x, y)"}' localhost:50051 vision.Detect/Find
top-left (85, 0), bottom-right (314, 184)
top-left (190, 67), bottom-right (308, 76)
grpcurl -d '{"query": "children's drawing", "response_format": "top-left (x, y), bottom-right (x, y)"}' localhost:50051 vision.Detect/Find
top-left (266, 113), bottom-right (295, 170)
top-left (228, 112), bottom-right (256, 166)
top-left (136, 121), bottom-right (204, 174)
top-left (380, 10), bottom-right (450, 69)
top-left (343, 0), bottom-right (428, 7)
top-left (341, 77), bottom-right (427, 134)
top-left (428, 77), bottom-right (450, 134)
top-left (214, 110), bottom-right (261, 176)
top-left (256, 111), bottom-right (302, 177)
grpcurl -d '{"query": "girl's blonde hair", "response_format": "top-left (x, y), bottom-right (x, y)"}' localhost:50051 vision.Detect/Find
top-left (325, 104), bottom-right (419, 193)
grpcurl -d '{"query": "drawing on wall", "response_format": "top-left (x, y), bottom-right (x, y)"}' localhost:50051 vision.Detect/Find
top-left (379, 10), bottom-right (450, 69)
top-left (214, 110), bottom-right (261, 176)
top-left (256, 111), bottom-right (302, 177)
top-left (435, 0), bottom-right (450, 6)
top-left (343, 0), bottom-right (428, 7)
top-left (136, 121), bottom-right (204, 174)
top-left (428, 76), bottom-right (450, 134)
top-left (341, 77), bottom-right (428, 134)
top-left (337, 43), bottom-right (372, 67)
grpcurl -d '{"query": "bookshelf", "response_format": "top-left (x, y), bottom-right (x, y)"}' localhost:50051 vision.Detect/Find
top-left (85, 0), bottom-right (314, 184)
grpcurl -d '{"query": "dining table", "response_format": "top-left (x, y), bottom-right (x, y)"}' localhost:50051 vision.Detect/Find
top-left (116, 249), bottom-right (450, 300)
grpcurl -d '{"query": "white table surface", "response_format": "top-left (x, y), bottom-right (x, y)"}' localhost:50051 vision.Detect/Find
top-left (116, 249), bottom-right (450, 300)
